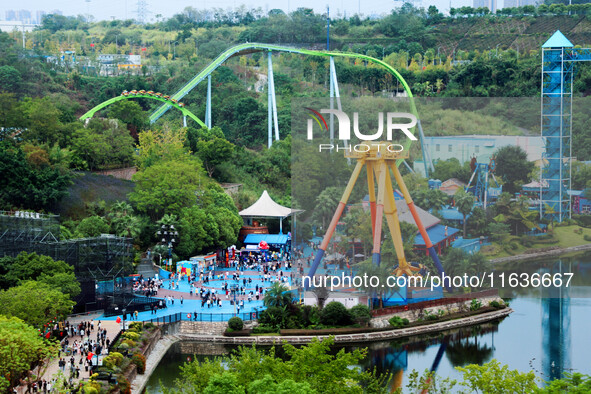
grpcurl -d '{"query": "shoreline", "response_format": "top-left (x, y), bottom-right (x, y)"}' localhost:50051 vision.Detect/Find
top-left (487, 243), bottom-right (591, 264)
top-left (132, 307), bottom-right (512, 393)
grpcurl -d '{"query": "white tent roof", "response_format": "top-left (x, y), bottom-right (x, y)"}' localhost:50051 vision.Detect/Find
top-left (239, 190), bottom-right (294, 218)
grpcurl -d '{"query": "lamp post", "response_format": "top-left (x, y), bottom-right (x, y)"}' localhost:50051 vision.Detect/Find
top-left (157, 224), bottom-right (178, 270)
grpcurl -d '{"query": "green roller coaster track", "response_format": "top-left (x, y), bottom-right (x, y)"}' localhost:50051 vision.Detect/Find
top-left (81, 43), bottom-right (420, 162)
top-left (150, 43), bottom-right (417, 123)
top-left (80, 94), bottom-right (206, 127)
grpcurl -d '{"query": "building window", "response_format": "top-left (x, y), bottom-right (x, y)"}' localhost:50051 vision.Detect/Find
top-left (475, 145), bottom-right (479, 153)
top-left (448, 145), bottom-right (452, 152)
top-left (436, 144), bottom-right (440, 152)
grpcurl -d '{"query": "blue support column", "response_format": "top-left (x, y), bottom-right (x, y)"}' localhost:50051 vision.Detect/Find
top-left (540, 31), bottom-right (574, 222)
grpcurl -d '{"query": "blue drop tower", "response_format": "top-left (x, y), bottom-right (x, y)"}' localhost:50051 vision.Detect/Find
top-left (540, 31), bottom-right (591, 222)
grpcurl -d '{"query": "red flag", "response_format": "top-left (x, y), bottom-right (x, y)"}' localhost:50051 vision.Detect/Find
top-left (116, 316), bottom-right (122, 324)
top-left (87, 352), bottom-right (94, 361)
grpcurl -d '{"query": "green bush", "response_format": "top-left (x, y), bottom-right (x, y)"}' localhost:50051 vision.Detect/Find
top-left (320, 301), bottom-right (352, 327)
top-left (228, 316), bottom-right (244, 331)
top-left (258, 306), bottom-right (287, 329)
top-left (103, 352), bottom-right (124, 369)
top-left (489, 300), bottom-right (505, 309)
top-left (470, 299), bottom-right (482, 311)
top-left (123, 331), bottom-right (140, 341)
top-left (388, 316), bottom-right (409, 328)
top-left (349, 304), bottom-right (372, 326)
top-left (128, 322), bottom-right (143, 332)
top-left (422, 310), bottom-right (439, 321)
top-left (252, 325), bottom-right (278, 334)
top-left (301, 305), bottom-right (320, 327)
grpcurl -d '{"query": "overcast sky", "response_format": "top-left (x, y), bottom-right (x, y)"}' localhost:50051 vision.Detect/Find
top-left (0, 0), bottom-right (476, 23)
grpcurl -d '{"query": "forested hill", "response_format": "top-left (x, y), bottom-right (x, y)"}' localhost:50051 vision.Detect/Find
top-left (2, 6), bottom-right (591, 230)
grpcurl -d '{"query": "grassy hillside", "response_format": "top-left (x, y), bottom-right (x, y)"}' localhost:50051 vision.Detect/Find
top-left (52, 172), bottom-right (135, 220)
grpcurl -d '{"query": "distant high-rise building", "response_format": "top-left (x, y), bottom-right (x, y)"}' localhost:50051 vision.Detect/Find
top-left (5, 10), bottom-right (17, 21)
top-left (17, 10), bottom-right (31, 24)
top-left (473, 0), bottom-right (497, 13)
top-left (36, 10), bottom-right (46, 24)
top-left (503, 0), bottom-right (538, 7)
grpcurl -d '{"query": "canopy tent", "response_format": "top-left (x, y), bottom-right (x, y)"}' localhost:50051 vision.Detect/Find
top-left (239, 190), bottom-right (300, 233)
top-left (243, 234), bottom-right (290, 246)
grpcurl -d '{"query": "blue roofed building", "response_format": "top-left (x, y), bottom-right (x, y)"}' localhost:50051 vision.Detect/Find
top-left (360, 192), bottom-right (460, 255)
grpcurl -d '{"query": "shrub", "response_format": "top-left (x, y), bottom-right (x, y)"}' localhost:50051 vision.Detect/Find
top-left (121, 339), bottom-right (137, 348)
top-left (118, 376), bottom-right (131, 394)
top-left (349, 304), bottom-right (372, 326)
top-left (122, 331), bottom-right (140, 341)
top-left (103, 352), bottom-right (124, 369)
top-left (320, 301), bottom-right (352, 326)
top-left (389, 316), bottom-right (409, 328)
top-left (422, 310), bottom-right (439, 321)
top-left (258, 306), bottom-right (287, 329)
top-left (252, 325), bottom-right (278, 334)
top-left (128, 322), bottom-right (143, 332)
top-left (131, 353), bottom-right (146, 374)
top-left (301, 305), bottom-right (320, 327)
top-left (470, 299), bottom-right (482, 311)
top-left (144, 322), bottom-right (155, 330)
top-left (228, 316), bottom-right (244, 331)
top-left (489, 300), bottom-right (505, 309)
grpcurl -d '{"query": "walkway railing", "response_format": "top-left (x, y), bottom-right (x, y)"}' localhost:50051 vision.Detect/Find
top-left (145, 310), bottom-right (261, 325)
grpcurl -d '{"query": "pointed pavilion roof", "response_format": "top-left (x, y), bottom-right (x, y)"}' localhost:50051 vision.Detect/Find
top-left (542, 30), bottom-right (573, 48)
top-left (239, 190), bottom-right (294, 218)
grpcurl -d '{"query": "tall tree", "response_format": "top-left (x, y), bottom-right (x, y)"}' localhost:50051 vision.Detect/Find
top-left (454, 188), bottom-right (475, 236)
top-left (0, 316), bottom-right (58, 392)
top-left (494, 145), bottom-right (534, 194)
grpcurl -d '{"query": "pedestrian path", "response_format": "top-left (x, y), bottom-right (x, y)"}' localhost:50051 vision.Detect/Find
top-left (15, 315), bottom-right (121, 393)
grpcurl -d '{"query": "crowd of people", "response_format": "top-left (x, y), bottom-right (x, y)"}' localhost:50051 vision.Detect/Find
top-left (21, 320), bottom-right (110, 393)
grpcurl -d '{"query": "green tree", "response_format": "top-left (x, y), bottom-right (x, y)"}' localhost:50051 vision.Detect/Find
top-left (0, 281), bottom-right (75, 328)
top-left (136, 127), bottom-right (189, 171)
top-left (2, 252), bottom-right (80, 297)
top-left (494, 145), bottom-right (534, 194)
top-left (169, 337), bottom-right (390, 394)
top-left (0, 141), bottom-right (71, 210)
top-left (107, 201), bottom-right (142, 239)
top-left (75, 215), bottom-right (110, 237)
top-left (129, 159), bottom-right (207, 220)
top-left (454, 188), bottom-right (475, 236)
top-left (196, 137), bottom-right (235, 177)
top-left (24, 98), bottom-right (62, 146)
top-left (0, 315), bottom-right (58, 392)
top-left (456, 359), bottom-right (538, 393)
top-left (106, 100), bottom-right (149, 138)
top-left (263, 282), bottom-right (292, 308)
top-left (0, 65), bottom-right (21, 92)
top-left (313, 186), bottom-right (343, 229)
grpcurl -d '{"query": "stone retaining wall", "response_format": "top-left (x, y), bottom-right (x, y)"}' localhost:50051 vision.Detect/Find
top-left (177, 308), bottom-right (512, 345)
top-left (370, 295), bottom-right (504, 328)
top-left (178, 321), bottom-right (228, 335)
